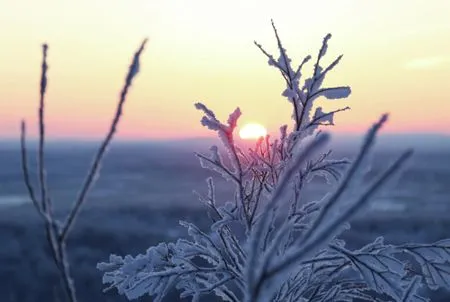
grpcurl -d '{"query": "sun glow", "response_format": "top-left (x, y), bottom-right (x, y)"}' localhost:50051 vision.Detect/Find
top-left (239, 123), bottom-right (267, 140)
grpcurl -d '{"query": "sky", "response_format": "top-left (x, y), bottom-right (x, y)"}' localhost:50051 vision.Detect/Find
top-left (0, 0), bottom-right (449, 140)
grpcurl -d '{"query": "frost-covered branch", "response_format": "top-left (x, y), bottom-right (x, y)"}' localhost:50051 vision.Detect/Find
top-left (20, 39), bottom-right (148, 302)
top-left (99, 21), bottom-right (450, 302)
top-left (60, 39), bottom-right (148, 241)
top-left (255, 21), bottom-right (350, 137)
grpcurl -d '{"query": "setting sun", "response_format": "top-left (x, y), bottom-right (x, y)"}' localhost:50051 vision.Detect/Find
top-left (239, 123), bottom-right (267, 139)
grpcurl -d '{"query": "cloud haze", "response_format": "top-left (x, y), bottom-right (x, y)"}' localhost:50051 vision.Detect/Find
top-left (405, 56), bottom-right (450, 70)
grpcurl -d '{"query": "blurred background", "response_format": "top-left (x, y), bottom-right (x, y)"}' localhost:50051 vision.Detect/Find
top-left (0, 139), bottom-right (449, 301)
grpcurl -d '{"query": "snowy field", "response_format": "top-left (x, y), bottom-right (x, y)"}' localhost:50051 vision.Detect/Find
top-left (0, 140), bottom-right (449, 301)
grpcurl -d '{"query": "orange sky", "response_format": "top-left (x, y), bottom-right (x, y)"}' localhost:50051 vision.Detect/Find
top-left (0, 0), bottom-right (449, 140)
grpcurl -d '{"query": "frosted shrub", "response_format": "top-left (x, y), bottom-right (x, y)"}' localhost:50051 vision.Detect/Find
top-left (98, 22), bottom-right (450, 301)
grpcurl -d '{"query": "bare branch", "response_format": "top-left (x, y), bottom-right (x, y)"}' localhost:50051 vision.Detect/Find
top-left (38, 43), bottom-right (50, 213)
top-left (20, 120), bottom-right (43, 214)
top-left (19, 38), bottom-right (148, 302)
top-left (60, 39), bottom-right (148, 241)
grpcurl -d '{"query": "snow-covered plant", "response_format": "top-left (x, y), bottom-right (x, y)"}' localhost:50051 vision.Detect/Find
top-left (20, 39), bottom-right (147, 302)
top-left (98, 21), bottom-right (450, 301)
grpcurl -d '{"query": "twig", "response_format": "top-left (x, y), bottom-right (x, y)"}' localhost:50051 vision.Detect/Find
top-left (59, 39), bottom-right (148, 242)
top-left (20, 121), bottom-right (45, 217)
top-left (20, 39), bottom-right (148, 302)
top-left (38, 44), bottom-right (50, 213)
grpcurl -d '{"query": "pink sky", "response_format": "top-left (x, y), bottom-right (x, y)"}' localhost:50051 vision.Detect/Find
top-left (0, 0), bottom-right (449, 140)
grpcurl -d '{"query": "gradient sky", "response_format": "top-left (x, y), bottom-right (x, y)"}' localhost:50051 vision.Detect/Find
top-left (0, 0), bottom-right (449, 140)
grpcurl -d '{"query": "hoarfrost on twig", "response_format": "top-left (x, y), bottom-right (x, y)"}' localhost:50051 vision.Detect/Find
top-left (98, 22), bottom-right (448, 302)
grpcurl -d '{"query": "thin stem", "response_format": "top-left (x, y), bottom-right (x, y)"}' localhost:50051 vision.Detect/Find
top-left (307, 106), bottom-right (350, 128)
top-left (38, 44), bottom-right (50, 213)
top-left (20, 39), bottom-right (148, 302)
top-left (56, 244), bottom-right (77, 302)
top-left (20, 121), bottom-right (45, 217)
top-left (60, 39), bottom-right (148, 241)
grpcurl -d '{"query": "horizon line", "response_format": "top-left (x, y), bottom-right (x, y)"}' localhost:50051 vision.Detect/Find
top-left (0, 132), bottom-right (450, 143)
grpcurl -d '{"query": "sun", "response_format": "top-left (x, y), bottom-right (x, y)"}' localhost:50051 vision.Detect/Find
top-left (239, 123), bottom-right (267, 140)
